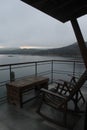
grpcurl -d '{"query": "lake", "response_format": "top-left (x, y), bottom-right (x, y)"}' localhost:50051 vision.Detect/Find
top-left (0, 54), bottom-right (72, 65)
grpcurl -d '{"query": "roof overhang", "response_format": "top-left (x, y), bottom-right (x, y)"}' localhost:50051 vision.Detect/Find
top-left (21, 0), bottom-right (87, 68)
top-left (21, 0), bottom-right (87, 23)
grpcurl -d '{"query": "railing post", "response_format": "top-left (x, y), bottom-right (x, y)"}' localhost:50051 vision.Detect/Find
top-left (9, 65), bottom-right (12, 82)
top-left (51, 60), bottom-right (53, 83)
top-left (9, 65), bottom-right (15, 82)
top-left (35, 62), bottom-right (37, 77)
top-left (73, 61), bottom-right (76, 77)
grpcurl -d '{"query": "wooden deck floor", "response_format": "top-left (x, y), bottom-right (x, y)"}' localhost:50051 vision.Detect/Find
top-left (0, 83), bottom-right (87, 130)
top-left (0, 89), bottom-right (86, 130)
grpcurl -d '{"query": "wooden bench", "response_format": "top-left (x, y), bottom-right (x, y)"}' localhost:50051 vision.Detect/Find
top-left (6, 76), bottom-right (49, 108)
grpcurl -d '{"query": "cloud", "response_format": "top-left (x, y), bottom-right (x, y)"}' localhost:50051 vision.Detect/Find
top-left (0, 0), bottom-right (87, 48)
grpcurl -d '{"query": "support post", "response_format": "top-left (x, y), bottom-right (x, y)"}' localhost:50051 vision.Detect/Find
top-left (71, 19), bottom-right (87, 69)
top-left (71, 19), bottom-right (87, 130)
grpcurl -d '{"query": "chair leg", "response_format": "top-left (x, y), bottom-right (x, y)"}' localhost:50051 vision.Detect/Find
top-left (37, 93), bottom-right (44, 113)
top-left (79, 90), bottom-right (85, 103)
top-left (37, 101), bottom-right (43, 113)
top-left (63, 103), bottom-right (67, 127)
top-left (72, 91), bottom-right (85, 112)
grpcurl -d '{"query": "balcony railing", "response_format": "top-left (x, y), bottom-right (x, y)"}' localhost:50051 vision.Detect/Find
top-left (0, 59), bottom-right (85, 103)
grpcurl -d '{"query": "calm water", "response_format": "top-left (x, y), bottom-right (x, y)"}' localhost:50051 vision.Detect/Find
top-left (0, 54), bottom-right (70, 65)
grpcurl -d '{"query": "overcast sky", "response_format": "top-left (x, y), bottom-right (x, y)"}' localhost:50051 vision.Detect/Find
top-left (0, 0), bottom-right (87, 49)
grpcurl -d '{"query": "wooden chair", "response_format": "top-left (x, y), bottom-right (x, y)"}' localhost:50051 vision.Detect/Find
top-left (37, 70), bottom-right (87, 127)
top-left (55, 75), bottom-right (85, 111)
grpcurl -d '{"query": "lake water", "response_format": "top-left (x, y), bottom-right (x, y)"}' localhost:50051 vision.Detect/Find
top-left (0, 54), bottom-right (71, 65)
top-left (0, 54), bottom-right (86, 99)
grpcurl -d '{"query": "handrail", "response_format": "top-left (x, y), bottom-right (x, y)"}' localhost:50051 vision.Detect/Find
top-left (0, 60), bottom-right (52, 67)
top-left (0, 59), bottom-right (83, 67)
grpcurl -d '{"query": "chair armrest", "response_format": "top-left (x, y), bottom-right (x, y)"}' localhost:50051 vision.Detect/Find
top-left (55, 79), bottom-right (70, 85)
top-left (40, 88), bottom-right (67, 100)
top-left (55, 80), bottom-right (68, 87)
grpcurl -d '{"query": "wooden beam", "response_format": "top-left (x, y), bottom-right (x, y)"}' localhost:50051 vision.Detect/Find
top-left (71, 19), bottom-right (87, 69)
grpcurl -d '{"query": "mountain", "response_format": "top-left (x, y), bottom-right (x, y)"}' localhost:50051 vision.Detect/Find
top-left (42, 43), bottom-right (81, 56)
top-left (0, 42), bottom-right (87, 57)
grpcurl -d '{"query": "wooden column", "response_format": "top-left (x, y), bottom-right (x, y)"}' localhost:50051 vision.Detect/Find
top-left (71, 19), bottom-right (87, 130)
top-left (71, 19), bottom-right (87, 69)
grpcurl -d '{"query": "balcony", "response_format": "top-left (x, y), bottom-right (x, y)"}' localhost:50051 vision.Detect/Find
top-left (0, 59), bottom-right (86, 130)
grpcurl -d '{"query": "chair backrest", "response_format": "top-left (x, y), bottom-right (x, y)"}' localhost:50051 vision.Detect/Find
top-left (56, 74), bottom-right (79, 96)
top-left (68, 70), bottom-right (87, 101)
top-left (56, 75), bottom-right (80, 97)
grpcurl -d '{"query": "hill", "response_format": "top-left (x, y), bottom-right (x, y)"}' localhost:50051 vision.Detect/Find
top-left (37, 43), bottom-right (80, 56)
top-left (0, 42), bottom-right (87, 58)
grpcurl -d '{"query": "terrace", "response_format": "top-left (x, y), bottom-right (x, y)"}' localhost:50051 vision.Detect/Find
top-left (0, 0), bottom-right (87, 129)
top-left (0, 59), bottom-right (86, 130)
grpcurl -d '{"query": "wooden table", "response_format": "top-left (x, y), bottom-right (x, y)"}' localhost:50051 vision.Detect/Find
top-left (6, 76), bottom-right (49, 107)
